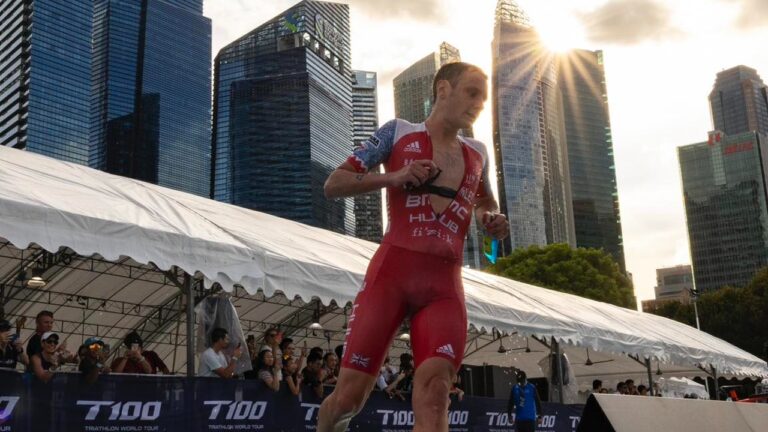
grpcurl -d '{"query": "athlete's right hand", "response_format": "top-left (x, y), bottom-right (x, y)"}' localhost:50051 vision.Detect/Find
top-left (389, 159), bottom-right (438, 189)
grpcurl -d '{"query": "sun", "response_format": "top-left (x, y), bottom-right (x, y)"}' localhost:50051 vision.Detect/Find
top-left (532, 14), bottom-right (588, 53)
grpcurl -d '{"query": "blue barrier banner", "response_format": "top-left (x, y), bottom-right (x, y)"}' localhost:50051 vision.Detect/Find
top-left (0, 370), bottom-right (582, 431)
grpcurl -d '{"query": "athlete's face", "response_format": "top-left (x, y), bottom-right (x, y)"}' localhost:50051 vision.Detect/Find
top-left (444, 70), bottom-right (487, 129)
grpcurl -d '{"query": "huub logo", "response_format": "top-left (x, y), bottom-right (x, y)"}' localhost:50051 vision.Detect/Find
top-left (0, 396), bottom-right (20, 420)
top-left (204, 401), bottom-right (267, 421)
top-left (76, 400), bottom-right (161, 421)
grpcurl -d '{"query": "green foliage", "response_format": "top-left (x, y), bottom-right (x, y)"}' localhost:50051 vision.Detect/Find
top-left (649, 268), bottom-right (768, 361)
top-left (484, 243), bottom-right (636, 309)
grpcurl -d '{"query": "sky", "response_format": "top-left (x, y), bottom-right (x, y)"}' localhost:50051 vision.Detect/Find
top-left (203, 0), bottom-right (768, 302)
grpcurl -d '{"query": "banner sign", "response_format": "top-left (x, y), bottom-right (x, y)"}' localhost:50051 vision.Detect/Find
top-left (0, 370), bottom-right (581, 431)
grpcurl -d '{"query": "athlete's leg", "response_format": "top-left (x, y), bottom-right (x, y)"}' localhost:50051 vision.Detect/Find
top-left (317, 368), bottom-right (377, 432)
top-left (409, 290), bottom-right (468, 432)
top-left (412, 357), bottom-right (455, 432)
top-left (318, 245), bottom-right (406, 431)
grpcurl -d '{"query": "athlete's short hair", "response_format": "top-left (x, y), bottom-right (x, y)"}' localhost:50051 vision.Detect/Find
top-left (432, 62), bottom-right (487, 102)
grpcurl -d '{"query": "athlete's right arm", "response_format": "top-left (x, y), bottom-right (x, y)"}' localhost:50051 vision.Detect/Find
top-left (324, 160), bottom-right (435, 199)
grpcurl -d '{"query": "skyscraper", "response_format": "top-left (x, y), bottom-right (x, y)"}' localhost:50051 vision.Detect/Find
top-left (679, 130), bottom-right (768, 292)
top-left (351, 70), bottom-right (382, 242)
top-left (558, 50), bottom-right (625, 269)
top-left (211, 1), bottom-right (353, 235)
top-left (393, 42), bottom-right (485, 267)
top-left (709, 65), bottom-right (768, 136)
top-left (0, 0), bottom-right (92, 164)
top-left (90, 0), bottom-right (212, 196)
top-left (492, 0), bottom-right (575, 254)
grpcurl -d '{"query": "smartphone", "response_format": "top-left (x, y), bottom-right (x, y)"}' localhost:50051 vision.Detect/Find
top-left (9, 334), bottom-right (19, 344)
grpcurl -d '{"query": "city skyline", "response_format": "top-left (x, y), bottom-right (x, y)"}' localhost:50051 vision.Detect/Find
top-left (204, 0), bottom-right (768, 303)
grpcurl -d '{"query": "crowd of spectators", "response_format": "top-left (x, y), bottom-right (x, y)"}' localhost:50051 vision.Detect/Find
top-left (591, 378), bottom-right (655, 396)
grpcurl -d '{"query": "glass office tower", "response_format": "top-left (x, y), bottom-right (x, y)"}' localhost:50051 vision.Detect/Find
top-left (558, 49), bottom-right (625, 269)
top-left (709, 65), bottom-right (768, 137)
top-left (351, 70), bottom-right (383, 242)
top-left (212, 1), bottom-right (353, 235)
top-left (679, 131), bottom-right (768, 292)
top-left (90, 0), bottom-right (212, 196)
top-left (492, 0), bottom-right (575, 255)
top-left (0, 0), bottom-right (92, 164)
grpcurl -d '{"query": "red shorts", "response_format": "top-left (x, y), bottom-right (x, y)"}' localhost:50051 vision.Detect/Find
top-left (340, 243), bottom-right (468, 375)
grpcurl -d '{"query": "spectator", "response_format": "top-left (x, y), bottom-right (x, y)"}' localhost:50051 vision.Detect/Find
top-left (626, 379), bottom-right (638, 395)
top-left (376, 357), bottom-right (397, 391)
top-left (280, 337), bottom-right (307, 368)
top-left (246, 334), bottom-right (258, 361)
top-left (78, 337), bottom-right (110, 384)
top-left (616, 381), bottom-right (629, 395)
top-left (449, 375), bottom-right (464, 402)
top-left (0, 319), bottom-right (28, 369)
top-left (592, 379), bottom-right (603, 394)
top-left (302, 351), bottom-right (325, 399)
top-left (255, 349), bottom-right (282, 391)
top-left (29, 332), bottom-right (65, 383)
top-left (26, 311), bottom-right (54, 358)
top-left (198, 327), bottom-right (242, 379)
top-left (260, 327), bottom-right (282, 360)
top-left (309, 346), bottom-right (324, 359)
top-left (637, 384), bottom-right (649, 396)
top-left (282, 355), bottom-right (302, 397)
top-left (322, 352), bottom-right (338, 385)
top-left (334, 344), bottom-right (344, 376)
top-left (508, 370), bottom-right (542, 432)
top-left (111, 332), bottom-right (169, 374)
top-left (385, 362), bottom-right (414, 401)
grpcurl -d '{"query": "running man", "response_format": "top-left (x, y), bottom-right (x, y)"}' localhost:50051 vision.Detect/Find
top-left (319, 62), bottom-right (509, 432)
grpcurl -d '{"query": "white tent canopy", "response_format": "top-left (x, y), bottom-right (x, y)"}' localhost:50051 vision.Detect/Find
top-left (1, 146), bottom-right (766, 379)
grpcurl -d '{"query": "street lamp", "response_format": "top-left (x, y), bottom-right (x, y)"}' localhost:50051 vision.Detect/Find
top-left (689, 287), bottom-right (701, 331)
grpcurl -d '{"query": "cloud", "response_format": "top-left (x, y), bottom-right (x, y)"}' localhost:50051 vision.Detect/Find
top-left (347, 0), bottom-right (445, 22)
top-left (722, 0), bottom-right (768, 29)
top-left (577, 0), bottom-right (683, 45)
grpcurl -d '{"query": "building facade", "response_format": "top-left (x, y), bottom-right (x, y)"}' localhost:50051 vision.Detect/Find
top-left (0, 0), bottom-right (92, 164)
top-left (641, 265), bottom-right (693, 312)
top-left (558, 49), bottom-right (625, 269)
top-left (679, 131), bottom-right (768, 292)
top-left (492, 0), bottom-right (575, 255)
top-left (351, 70), bottom-right (382, 242)
top-left (89, 0), bottom-right (211, 196)
top-left (709, 65), bottom-right (768, 137)
top-left (211, 1), bottom-right (354, 234)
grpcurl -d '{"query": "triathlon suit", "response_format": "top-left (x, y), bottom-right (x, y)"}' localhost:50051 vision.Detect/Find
top-left (340, 119), bottom-right (491, 375)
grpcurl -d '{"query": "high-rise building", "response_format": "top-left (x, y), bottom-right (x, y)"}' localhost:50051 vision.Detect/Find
top-left (211, 1), bottom-right (353, 234)
top-left (679, 130), bottom-right (768, 292)
top-left (492, 0), bottom-right (575, 255)
top-left (0, 0), bottom-right (92, 164)
top-left (90, 0), bottom-right (212, 196)
top-left (558, 50), bottom-right (625, 269)
top-left (351, 70), bottom-right (382, 242)
top-left (393, 42), bottom-right (485, 267)
top-left (641, 265), bottom-right (693, 313)
top-left (709, 65), bottom-right (768, 136)
top-left (393, 42), bottom-right (461, 126)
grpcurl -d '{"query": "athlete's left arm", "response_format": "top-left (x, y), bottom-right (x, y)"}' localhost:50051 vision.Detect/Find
top-left (474, 159), bottom-right (509, 240)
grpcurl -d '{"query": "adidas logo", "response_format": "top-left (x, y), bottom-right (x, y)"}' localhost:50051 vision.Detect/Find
top-left (403, 141), bottom-right (421, 153)
top-left (436, 344), bottom-right (455, 359)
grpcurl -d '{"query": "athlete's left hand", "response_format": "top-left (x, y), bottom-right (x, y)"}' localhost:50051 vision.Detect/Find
top-left (482, 212), bottom-right (509, 239)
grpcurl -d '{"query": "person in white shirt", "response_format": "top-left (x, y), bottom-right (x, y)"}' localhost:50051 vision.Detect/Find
top-left (198, 327), bottom-right (242, 378)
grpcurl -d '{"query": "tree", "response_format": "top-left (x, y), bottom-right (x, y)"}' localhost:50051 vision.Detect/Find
top-left (485, 243), bottom-right (636, 308)
top-left (649, 268), bottom-right (768, 360)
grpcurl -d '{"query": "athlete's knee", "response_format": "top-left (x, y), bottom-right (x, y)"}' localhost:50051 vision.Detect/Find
top-left (414, 373), bottom-right (452, 411)
top-left (328, 389), bottom-right (368, 417)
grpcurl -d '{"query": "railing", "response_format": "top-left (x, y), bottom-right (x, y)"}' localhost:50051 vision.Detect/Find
top-left (0, 369), bottom-right (583, 431)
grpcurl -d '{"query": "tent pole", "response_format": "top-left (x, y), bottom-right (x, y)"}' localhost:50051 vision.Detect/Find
top-left (184, 271), bottom-right (195, 377)
top-left (645, 357), bottom-right (654, 396)
top-left (552, 337), bottom-right (564, 403)
top-left (710, 366), bottom-right (719, 400)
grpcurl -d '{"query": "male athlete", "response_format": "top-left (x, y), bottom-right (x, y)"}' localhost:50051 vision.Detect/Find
top-left (320, 62), bottom-right (509, 432)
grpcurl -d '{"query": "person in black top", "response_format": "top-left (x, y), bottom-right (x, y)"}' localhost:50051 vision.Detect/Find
top-left (0, 319), bottom-right (28, 369)
top-left (26, 310), bottom-right (54, 359)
